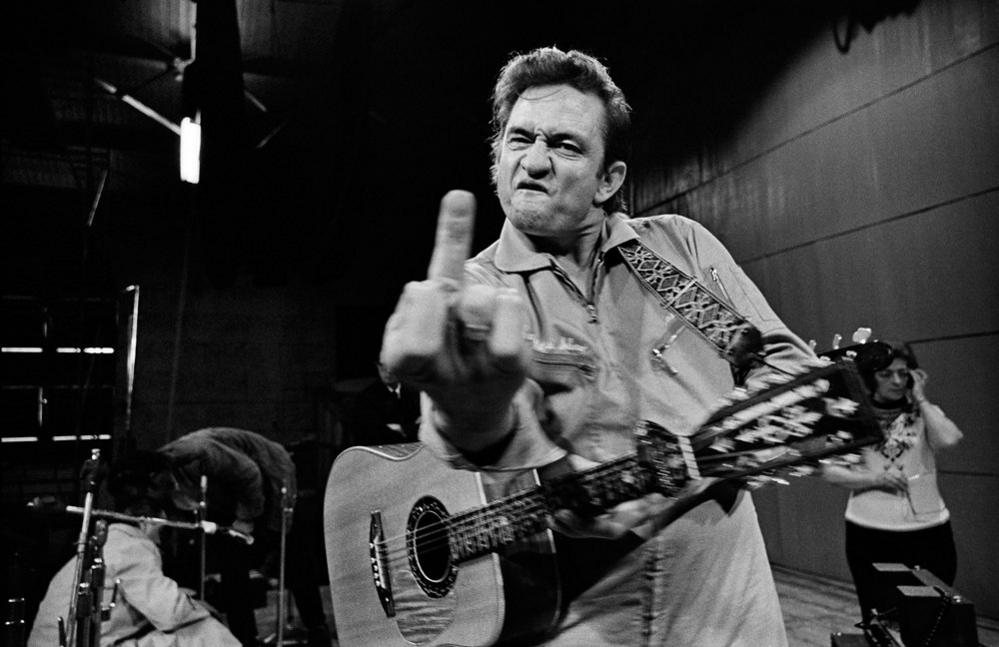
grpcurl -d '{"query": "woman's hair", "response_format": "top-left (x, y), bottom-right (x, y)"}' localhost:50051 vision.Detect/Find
top-left (489, 46), bottom-right (632, 213)
top-left (858, 339), bottom-right (919, 392)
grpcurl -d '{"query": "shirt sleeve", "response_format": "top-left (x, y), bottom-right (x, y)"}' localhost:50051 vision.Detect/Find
top-left (199, 441), bottom-right (267, 522)
top-left (107, 534), bottom-right (210, 631)
top-left (678, 217), bottom-right (814, 382)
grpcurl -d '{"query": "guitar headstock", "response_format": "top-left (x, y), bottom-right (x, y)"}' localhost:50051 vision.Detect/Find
top-left (812, 326), bottom-right (893, 374)
top-left (638, 357), bottom-right (881, 491)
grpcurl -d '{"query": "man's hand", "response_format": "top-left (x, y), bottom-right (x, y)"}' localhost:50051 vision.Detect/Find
top-left (380, 190), bottom-right (530, 452)
top-left (551, 455), bottom-right (735, 540)
top-left (552, 477), bottom-right (732, 540)
top-left (232, 518), bottom-right (254, 535)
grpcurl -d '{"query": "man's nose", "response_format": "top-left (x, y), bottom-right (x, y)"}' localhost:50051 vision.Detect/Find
top-left (521, 140), bottom-right (552, 175)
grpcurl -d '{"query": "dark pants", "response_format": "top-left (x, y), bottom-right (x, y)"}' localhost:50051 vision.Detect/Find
top-left (217, 535), bottom-right (258, 646)
top-left (845, 520), bottom-right (957, 623)
top-left (286, 493), bottom-right (332, 643)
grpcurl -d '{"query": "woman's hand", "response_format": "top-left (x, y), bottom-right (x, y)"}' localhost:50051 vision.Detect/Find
top-left (870, 470), bottom-right (908, 494)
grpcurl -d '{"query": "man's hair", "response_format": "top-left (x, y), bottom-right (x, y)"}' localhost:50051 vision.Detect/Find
top-left (489, 46), bottom-right (632, 214)
top-left (107, 450), bottom-right (171, 516)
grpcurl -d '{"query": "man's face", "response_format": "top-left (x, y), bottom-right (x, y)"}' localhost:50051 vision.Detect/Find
top-left (495, 84), bottom-right (624, 240)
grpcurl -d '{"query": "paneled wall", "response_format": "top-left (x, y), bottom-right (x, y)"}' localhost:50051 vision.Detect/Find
top-left (629, 0), bottom-right (999, 620)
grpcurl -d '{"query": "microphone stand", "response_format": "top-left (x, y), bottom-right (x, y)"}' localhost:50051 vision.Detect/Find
top-left (27, 500), bottom-right (255, 546)
top-left (4, 597), bottom-right (26, 647)
top-left (81, 521), bottom-right (109, 647)
top-left (197, 475), bottom-right (208, 600)
top-left (277, 484), bottom-right (292, 646)
top-left (64, 449), bottom-right (101, 647)
top-left (264, 482), bottom-right (294, 646)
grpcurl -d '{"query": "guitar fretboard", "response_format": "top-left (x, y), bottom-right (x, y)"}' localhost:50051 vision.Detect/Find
top-left (441, 455), bottom-right (659, 563)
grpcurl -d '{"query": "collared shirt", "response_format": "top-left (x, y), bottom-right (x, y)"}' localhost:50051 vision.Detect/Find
top-left (28, 524), bottom-right (239, 647)
top-left (420, 212), bottom-right (810, 646)
top-left (846, 403), bottom-right (950, 530)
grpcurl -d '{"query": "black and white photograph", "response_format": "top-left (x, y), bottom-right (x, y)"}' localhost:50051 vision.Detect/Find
top-left (2, 1), bottom-right (997, 646)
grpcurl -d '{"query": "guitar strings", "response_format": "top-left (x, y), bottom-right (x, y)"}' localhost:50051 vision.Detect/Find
top-left (374, 454), bottom-right (640, 548)
top-left (374, 440), bottom-right (835, 567)
top-left (374, 457), bottom-right (648, 564)
top-left (372, 396), bottom-right (850, 565)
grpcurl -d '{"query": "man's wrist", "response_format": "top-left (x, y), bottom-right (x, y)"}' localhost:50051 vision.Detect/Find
top-left (431, 400), bottom-right (519, 460)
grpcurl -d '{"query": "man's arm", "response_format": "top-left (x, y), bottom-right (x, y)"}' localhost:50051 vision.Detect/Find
top-left (106, 532), bottom-right (212, 631)
top-left (681, 217), bottom-right (813, 377)
top-left (381, 191), bottom-right (536, 462)
top-left (199, 442), bottom-right (266, 525)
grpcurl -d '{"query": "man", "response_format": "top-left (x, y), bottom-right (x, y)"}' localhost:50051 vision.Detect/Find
top-left (28, 452), bottom-right (240, 647)
top-left (344, 361), bottom-right (421, 446)
top-left (157, 428), bottom-right (330, 647)
top-left (381, 47), bottom-right (812, 645)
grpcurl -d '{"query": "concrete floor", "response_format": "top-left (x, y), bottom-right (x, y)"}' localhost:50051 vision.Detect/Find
top-left (256, 566), bottom-right (999, 646)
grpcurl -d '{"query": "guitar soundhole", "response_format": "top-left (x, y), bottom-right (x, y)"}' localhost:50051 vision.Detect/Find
top-left (407, 496), bottom-right (457, 599)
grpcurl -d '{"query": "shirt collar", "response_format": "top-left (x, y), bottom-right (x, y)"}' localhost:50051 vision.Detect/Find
top-left (493, 212), bottom-right (640, 273)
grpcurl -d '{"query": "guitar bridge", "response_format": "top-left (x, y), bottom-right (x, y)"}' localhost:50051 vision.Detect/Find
top-left (368, 510), bottom-right (395, 617)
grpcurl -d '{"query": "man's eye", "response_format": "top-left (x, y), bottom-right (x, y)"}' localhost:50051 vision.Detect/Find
top-left (556, 141), bottom-right (581, 153)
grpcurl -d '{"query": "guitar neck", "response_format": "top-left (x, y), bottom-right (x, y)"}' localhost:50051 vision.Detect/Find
top-left (441, 358), bottom-right (880, 564)
top-left (445, 454), bottom-right (662, 563)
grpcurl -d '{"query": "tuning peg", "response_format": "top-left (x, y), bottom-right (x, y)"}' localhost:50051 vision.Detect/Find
top-left (851, 327), bottom-right (872, 344)
top-left (759, 372), bottom-right (794, 387)
top-left (803, 356), bottom-right (832, 369)
top-left (825, 399), bottom-right (860, 418)
top-left (788, 465), bottom-right (815, 477)
top-left (710, 437), bottom-right (735, 453)
top-left (716, 387), bottom-right (751, 409)
top-left (820, 453), bottom-right (862, 468)
top-left (807, 339), bottom-right (817, 351)
top-left (745, 474), bottom-right (791, 489)
top-left (831, 333), bottom-right (842, 349)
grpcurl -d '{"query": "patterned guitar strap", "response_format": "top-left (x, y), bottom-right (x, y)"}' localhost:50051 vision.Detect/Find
top-left (617, 238), bottom-right (762, 371)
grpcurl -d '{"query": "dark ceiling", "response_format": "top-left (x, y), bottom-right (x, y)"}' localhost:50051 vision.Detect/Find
top-left (2, 0), bottom-right (842, 301)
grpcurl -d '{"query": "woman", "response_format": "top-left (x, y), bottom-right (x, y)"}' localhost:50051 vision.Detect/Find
top-left (822, 340), bottom-right (963, 624)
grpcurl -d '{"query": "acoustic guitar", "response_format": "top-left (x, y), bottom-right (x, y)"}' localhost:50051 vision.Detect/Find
top-left (324, 358), bottom-right (881, 647)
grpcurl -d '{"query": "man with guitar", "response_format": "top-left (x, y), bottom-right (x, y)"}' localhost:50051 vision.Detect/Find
top-left (378, 46), bottom-right (814, 645)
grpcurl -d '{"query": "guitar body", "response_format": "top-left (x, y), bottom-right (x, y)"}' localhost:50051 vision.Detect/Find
top-left (324, 443), bottom-right (561, 647)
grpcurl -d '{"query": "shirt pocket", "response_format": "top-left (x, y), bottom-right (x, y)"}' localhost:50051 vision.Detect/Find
top-left (530, 348), bottom-right (598, 391)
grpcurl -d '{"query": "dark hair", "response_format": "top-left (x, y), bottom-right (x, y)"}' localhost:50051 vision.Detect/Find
top-left (489, 46), bottom-right (632, 213)
top-left (859, 340), bottom-right (919, 392)
top-left (107, 450), bottom-right (171, 516)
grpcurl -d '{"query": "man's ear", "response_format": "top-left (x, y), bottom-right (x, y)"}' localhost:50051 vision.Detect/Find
top-left (595, 160), bottom-right (627, 207)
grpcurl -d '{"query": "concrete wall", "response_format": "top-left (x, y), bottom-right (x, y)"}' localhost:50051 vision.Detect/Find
top-left (628, 0), bottom-right (999, 620)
